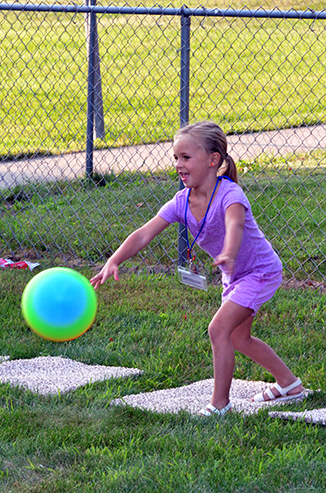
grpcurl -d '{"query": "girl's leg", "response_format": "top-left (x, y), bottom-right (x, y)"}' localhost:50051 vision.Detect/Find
top-left (206, 298), bottom-right (302, 412)
top-left (230, 315), bottom-right (303, 400)
top-left (207, 300), bottom-right (253, 410)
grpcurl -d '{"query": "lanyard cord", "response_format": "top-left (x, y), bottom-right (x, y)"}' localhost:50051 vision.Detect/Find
top-left (184, 175), bottom-right (233, 261)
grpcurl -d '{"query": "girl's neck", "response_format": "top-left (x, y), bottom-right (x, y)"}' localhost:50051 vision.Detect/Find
top-left (188, 177), bottom-right (222, 222)
top-left (189, 176), bottom-right (220, 202)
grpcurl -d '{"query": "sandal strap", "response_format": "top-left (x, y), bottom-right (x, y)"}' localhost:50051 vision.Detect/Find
top-left (220, 401), bottom-right (232, 415)
top-left (199, 407), bottom-right (213, 416)
top-left (199, 402), bottom-right (232, 416)
top-left (206, 404), bottom-right (218, 413)
top-left (265, 388), bottom-right (276, 400)
top-left (207, 402), bottom-right (231, 415)
top-left (274, 378), bottom-right (302, 396)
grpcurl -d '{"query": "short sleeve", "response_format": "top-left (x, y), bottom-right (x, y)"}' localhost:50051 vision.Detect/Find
top-left (221, 184), bottom-right (250, 213)
top-left (157, 196), bottom-right (178, 224)
top-left (157, 189), bottom-right (186, 224)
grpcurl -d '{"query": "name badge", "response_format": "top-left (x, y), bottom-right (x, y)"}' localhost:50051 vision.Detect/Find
top-left (177, 266), bottom-right (207, 291)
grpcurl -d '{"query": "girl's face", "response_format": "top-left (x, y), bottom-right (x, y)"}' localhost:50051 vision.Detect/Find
top-left (173, 136), bottom-right (213, 189)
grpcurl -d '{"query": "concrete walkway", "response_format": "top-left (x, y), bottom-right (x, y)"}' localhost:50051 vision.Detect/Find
top-left (1, 124), bottom-right (326, 188)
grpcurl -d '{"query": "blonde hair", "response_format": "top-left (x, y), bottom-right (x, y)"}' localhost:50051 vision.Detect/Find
top-left (174, 121), bottom-right (238, 184)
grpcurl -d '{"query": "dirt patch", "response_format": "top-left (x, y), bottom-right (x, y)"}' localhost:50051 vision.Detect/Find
top-left (281, 278), bottom-right (326, 294)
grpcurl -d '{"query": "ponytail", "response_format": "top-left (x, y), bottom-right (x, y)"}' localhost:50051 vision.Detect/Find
top-left (217, 153), bottom-right (238, 184)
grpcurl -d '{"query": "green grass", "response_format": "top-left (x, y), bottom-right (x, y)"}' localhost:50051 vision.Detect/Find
top-left (241, 153), bottom-right (326, 280)
top-left (1, 6), bottom-right (326, 158)
top-left (1, 151), bottom-right (326, 280)
top-left (0, 268), bottom-right (325, 492)
top-left (1, 3), bottom-right (325, 490)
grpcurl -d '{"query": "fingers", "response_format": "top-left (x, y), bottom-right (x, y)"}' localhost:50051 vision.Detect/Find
top-left (212, 254), bottom-right (225, 267)
top-left (89, 275), bottom-right (103, 290)
top-left (89, 263), bottom-right (119, 289)
top-left (212, 255), bottom-right (235, 276)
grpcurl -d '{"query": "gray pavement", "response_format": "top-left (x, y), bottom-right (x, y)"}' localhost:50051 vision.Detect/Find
top-left (1, 124), bottom-right (326, 188)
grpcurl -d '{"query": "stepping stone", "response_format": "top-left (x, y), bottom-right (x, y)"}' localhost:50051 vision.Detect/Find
top-left (0, 356), bottom-right (142, 395)
top-left (112, 378), bottom-right (310, 416)
top-left (269, 408), bottom-right (326, 425)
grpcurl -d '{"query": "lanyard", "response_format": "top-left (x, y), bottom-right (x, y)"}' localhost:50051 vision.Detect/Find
top-left (184, 175), bottom-right (233, 261)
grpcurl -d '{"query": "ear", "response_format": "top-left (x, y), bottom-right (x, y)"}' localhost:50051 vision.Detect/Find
top-left (210, 152), bottom-right (221, 167)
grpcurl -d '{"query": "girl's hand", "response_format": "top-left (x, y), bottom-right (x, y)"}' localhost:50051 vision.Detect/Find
top-left (89, 216), bottom-right (169, 290)
top-left (90, 260), bottom-right (119, 289)
top-left (212, 253), bottom-right (236, 276)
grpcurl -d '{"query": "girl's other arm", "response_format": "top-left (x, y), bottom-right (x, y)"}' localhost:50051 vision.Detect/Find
top-left (90, 216), bottom-right (170, 289)
top-left (212, 203), bottom-right (245, 276)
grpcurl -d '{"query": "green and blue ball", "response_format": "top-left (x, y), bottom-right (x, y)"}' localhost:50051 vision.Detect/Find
top-left (22, 267), bottom-right (97, 341)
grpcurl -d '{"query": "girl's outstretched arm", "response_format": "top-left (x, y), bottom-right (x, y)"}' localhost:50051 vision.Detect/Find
top-left (90, 216), bottom-right (170, 289)
top-left (212, 203), bottom-right (245, 276)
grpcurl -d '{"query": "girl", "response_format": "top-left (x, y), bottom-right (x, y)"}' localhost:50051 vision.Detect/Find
top-left (90, 121), bottom-right (303, 417)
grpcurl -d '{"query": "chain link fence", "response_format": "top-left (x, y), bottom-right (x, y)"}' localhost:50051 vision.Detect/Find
top-left (0, 2), bottom-right (325, 283)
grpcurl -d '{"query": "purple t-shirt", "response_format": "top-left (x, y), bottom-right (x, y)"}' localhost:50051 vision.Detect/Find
top-left (157, 179), bottom-right (282, 285)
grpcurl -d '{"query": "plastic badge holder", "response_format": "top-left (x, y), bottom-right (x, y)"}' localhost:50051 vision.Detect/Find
top-left (177, 266), bottom-right (207, 291)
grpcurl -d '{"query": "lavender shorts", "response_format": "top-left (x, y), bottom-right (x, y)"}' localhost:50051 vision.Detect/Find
top-left (221, 271), bottom-right (282, 316)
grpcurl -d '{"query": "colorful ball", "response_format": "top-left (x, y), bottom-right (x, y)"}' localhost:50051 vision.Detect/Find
top-left (21, 267), bottom-right (97, 341)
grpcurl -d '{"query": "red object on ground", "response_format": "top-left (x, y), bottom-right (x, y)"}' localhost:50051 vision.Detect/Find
top-left (0, 258), bottom-right (39, 270)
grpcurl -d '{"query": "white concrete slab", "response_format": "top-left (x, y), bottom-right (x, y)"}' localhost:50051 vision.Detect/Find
top-left (112, 378), bottom-right (312, 417)
top-left (0, 356), bottom-right (143, 395)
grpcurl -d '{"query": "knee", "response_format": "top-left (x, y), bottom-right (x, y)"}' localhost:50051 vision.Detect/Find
top-left (208, 319), bottom-right (229, 346)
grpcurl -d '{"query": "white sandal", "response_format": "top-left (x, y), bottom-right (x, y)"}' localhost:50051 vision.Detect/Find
top-left (199, 401), bottom-right (232, 417)
top-left (252, 378), bottom-right (303, 403)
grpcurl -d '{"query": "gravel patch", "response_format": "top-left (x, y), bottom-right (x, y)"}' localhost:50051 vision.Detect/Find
top-left (0, 356), bottom-right (143, 395)
top-left (112, 378), bottom-right (311, 416)
top-left (268, 408), bottom-right (326, 425)
top-left (1, 357), bottom-right (323, 425)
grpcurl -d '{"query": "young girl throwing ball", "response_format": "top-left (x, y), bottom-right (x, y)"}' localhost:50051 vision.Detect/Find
top-left (90, 121), bottom-right (303, 417)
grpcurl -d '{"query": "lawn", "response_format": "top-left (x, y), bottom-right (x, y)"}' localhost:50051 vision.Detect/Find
top-left (0, 3), bottom-right (325, 158)
top-left (0, 3), bottom-right (325, 489)
top-left (1, 150), bottom-right (326, 280)
top-left (1, 2), bottom-right (325, 282)
top-left (0, 268), bottom-right (325, 492)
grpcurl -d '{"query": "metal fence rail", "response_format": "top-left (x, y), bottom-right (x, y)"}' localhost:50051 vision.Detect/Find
top-left (0, 2), bottom-right (325, 283)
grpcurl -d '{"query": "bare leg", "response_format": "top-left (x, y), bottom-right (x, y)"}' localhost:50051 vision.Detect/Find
top-left (205, 300), bottom-right (302, 412)
top-left (208, 301), bottom-right (253, 410)
top-left (230, 314), bottom-right (303, 400)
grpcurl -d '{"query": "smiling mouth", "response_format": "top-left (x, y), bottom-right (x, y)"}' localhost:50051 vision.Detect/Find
top-left (179, 172), bottom-right (189, 180)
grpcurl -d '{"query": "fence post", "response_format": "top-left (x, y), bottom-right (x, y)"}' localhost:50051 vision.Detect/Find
top-left (85, 1), bottom-right (97, 179)
top-left (178, 10), bottom-right (191, 266)
top-left (85, 0), bottom-right (105, 140)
